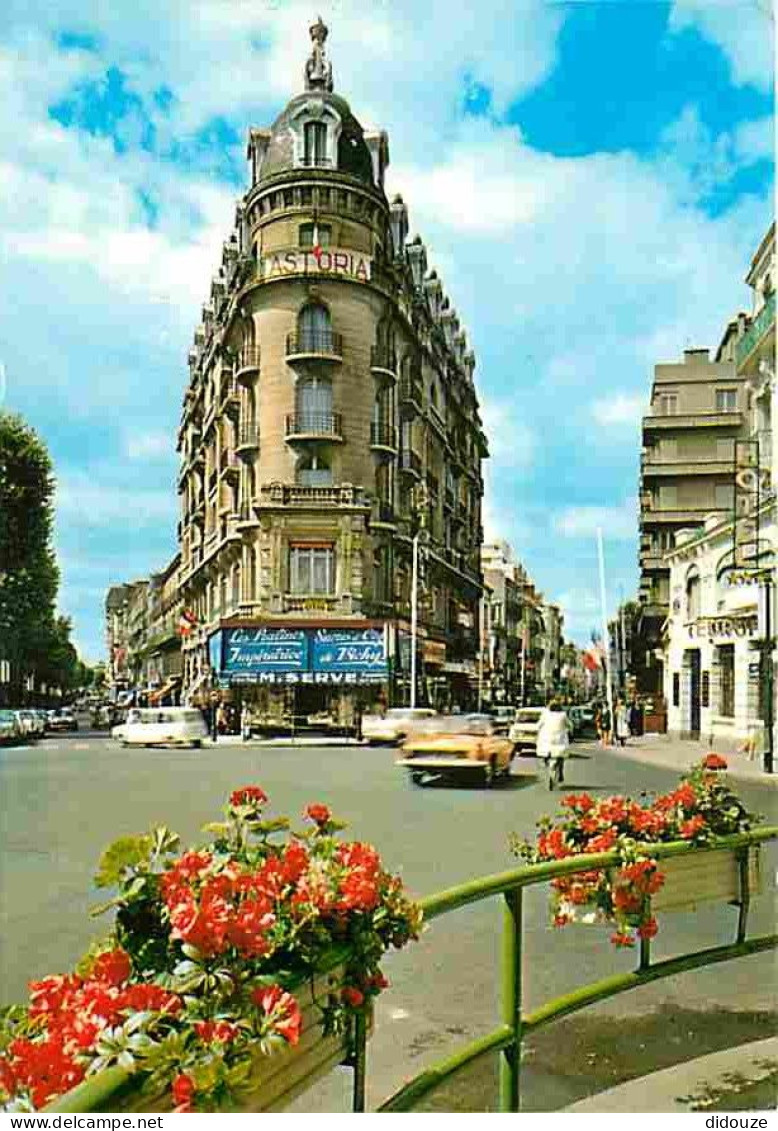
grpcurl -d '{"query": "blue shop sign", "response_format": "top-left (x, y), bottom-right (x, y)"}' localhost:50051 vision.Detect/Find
top-left (312, 627), bottom-right (387, 676)
top-left (208, 631), bottom-right (223, 672)
top-left (223, 627), bottom-right (307, 674)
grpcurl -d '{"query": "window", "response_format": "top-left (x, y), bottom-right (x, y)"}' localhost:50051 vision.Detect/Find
top-left (685, 572), bottom-right (700, 620)
top-left (714, 482), bottom-right (734, 508)
top-left (289, 544), bottom-right (335, 595)
top-left (672, 673), bottom-right (680, 707)
top-left (303, 121), bottom-right (327, 166)
top-left (658, 393), bottom-right (678, 415)
top-left (299, 223), bottom-right (331, 249)
top-left (716, 388), bottom-right (737, 412)
top-left (297, 451), bottom-right (332, 487)
top-left (298, 303), bottom-right (332, 353)
top-left (718, 645), bottom-right (735, 717)
top-left (701, 671), bottom-right (710, 708)
top-left (296, 376), bottom-right (333, 430)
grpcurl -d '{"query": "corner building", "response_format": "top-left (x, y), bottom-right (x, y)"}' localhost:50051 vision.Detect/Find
top-left (177, 21), bottom-right (488, 724)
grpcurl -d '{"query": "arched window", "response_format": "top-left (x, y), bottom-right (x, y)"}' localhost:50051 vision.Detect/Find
top-left (298, 450), bottom-right (332, 487)
top-left (298, 303), bottom-right (332, 353)
top-left (685, 567), bottom-right (701, 621)
top-left (296, 375), bottom-right (333, 431)
top-left (303, 121), bottom-right (327, 166)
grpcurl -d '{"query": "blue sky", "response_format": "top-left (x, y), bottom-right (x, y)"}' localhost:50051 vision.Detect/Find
top-left (0, 0), bottom-right (773, 658)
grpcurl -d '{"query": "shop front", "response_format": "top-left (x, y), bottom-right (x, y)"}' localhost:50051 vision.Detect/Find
top-left (207, 623), bottom-right (389, 732)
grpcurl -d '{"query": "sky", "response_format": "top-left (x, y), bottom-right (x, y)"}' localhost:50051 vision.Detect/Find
top-left (0, 0), bottom-right (773, 660)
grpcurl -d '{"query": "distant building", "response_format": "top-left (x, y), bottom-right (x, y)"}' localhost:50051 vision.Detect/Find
top-left (636, 347), bottom-right (746, 694)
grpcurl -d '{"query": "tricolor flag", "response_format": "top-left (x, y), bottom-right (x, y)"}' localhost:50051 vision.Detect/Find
top-left (177, 608), bottom-right (198, 637)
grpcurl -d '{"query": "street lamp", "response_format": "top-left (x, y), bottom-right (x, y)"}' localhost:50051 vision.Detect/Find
top-left (410, 483), bottom-right (428, 710)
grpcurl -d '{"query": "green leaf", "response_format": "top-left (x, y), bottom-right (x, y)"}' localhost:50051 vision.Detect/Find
top-left (94, 834), bottom-right (154, 888)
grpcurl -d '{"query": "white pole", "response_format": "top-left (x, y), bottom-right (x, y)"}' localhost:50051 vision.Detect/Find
top-left (597, 527), bottom-right (615, 737)
top-left (520, 621), bottom-right (527, 706)
top-left (410, 532), bottom-right (419, 709)
top-left (478, 595), bottom-right (486, 711)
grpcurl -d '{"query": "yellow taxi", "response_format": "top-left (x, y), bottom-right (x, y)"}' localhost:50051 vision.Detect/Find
top-left (396, 713), bottom-right (516, 787)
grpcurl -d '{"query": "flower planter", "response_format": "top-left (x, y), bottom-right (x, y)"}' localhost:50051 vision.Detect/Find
top-left (651, 846), bottom-right (761, 913)
top-left (47, 964), bottom-right (370, 1114)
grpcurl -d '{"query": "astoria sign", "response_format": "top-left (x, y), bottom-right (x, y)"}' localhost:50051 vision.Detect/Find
top-left (261, 246), bottom-right (371, 283)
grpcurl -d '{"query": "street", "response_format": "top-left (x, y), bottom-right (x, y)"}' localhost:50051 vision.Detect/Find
top-left (1, 730), bottom-right (776, 1111)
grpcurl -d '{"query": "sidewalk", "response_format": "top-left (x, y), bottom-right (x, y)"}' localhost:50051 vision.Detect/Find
top-left (582, 733), bottom-right (778, 787)
top-left (564, 1036), bottom-right (778, 1112)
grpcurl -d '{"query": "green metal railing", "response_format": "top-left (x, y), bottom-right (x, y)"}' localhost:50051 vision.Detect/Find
top-left (377, 826), bottom-right (778, 1113)
top-left (736, 292), bottom-right (775, 367)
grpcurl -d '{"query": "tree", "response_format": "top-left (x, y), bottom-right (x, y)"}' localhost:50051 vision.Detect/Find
top-left (0, 413), bottom-right (81, 702)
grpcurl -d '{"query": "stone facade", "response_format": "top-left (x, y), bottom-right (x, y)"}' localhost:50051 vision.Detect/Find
top-left (176, 22), bottom-right (487, 721)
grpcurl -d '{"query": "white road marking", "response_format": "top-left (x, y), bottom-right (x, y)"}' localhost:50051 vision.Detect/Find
top-left (389, 1008), bottom-right (410, 1020)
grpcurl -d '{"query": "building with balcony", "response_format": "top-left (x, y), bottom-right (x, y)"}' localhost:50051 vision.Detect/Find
top-left (143, 555), bottom-right (183, 704)
top-left (662, 222), bottom-right (775, 749)
top-left (176, 20), bottom-right (487, 723)
top-left (635, 347), bottom-right (746, 694)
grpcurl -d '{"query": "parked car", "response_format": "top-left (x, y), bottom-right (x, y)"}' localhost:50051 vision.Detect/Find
top-left (397, 714), bottom-right (517, 787)
top-left (15, 710), bottom-right (44, 739)
top-left (508, 707), bottom-right (544, 754)
top-left (566, 707), bottom-right (584, 739)
top-left (112, 707), bottom-right (207, 748)
top-left (33, 709), bottom-right (50, 734)
top-left (48, 708), bottom-right (79, 732)
top-left (0, 710), bottom-right (22, 745)
top-left (362, 708), bottom-right (438, 745)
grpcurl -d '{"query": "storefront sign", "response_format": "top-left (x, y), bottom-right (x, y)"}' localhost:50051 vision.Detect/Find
top-left (229, 671), bottom-right (384, 685)
top-left (222, 627), bottom-right (307, 673)
top-left (688, 615), bottom-right (759, 640)
top-left (312, 628), bottom-right (387, 676)
top-left (732, 440), bottom-right (767, 568)
top-left (261, 248), bottom-right (371, 283)
top-left (423, 640), bottom-right (447, 665)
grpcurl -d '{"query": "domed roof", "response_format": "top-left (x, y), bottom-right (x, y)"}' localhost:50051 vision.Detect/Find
top-left (259, 90), bottom-right (375, 185)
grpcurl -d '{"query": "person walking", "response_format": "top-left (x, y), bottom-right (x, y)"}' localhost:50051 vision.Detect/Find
top-left (599, 702), bottom-right (612, 747)
top-left (614, 698), bottom-right (630, 747)
top-left (628, 698), bottom-right (642, 737)
top-left (536, 700), bottom-right (571, 790)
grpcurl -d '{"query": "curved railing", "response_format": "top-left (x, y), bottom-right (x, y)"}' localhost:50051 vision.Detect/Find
top-left (377, 826), bottom-right (778, 1113)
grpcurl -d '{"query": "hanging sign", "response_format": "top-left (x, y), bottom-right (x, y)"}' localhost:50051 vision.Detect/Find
top-left (261, 247), bottom-right (371, 283)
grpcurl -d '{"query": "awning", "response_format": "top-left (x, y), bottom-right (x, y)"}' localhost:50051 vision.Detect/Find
top-left (149, 676), bottom-right (181, 704)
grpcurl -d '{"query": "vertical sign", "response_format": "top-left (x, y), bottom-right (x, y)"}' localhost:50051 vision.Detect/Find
top-left (733, 440), bottom-right (761, 568)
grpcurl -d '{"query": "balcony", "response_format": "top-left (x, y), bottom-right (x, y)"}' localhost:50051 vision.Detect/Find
top-left (643, 411), bottom-right (743, 432)
top-left (640, 508), bottom-right (712, 527)
top-left (257, 483), bottom-right (368, 509)
top-left (370, 346), bottom-right (398, 382)
top-left (370, 421), bottom-right (398, 455)
top-left (736, 292), bottom-right (775, 369)
top-left (235, 347), bottom-right (260, 384)
top-left (206, 469), bottom-right (218, 497)
top-left (371, 500), bottom-right (396, 530)
top-left (641, 455), bottom-right (733, 478)
top-left (192, 499), bottom-right (205, 525)
top-left (444, 486), bottom-right (455, 511)
top-left (283, 594), bottom-right (339, 613)
top-left (192, 444), bottom-right (206, 468)
top-left (399, 375), bottom-right (423, 416)
top-left (427, 404), bottom-right (447, 439)
top-left (221, 376), bottom-right (241, 418)
top-left (220, 450), bottom-right (241, 481)
top-left (285, 412), bottom-right (344, 442)
top-left (398, 449), bottom-right (422, 479)
top-left (285, 331), bottom-right (343, 363)
top-left (236, 422), bottom-right (260, 456)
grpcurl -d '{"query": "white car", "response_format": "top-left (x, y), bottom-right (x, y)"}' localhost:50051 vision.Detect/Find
top-left (112, 707), bottom-right (207, 748)
top-left (362, 708), bottom-right (438, 745)
top-left (0, 710), bottom-right (21, 745)
top-left (15, 710), bottom-right (44, 739)
top-left (508, 707), bottom-right (544, 754)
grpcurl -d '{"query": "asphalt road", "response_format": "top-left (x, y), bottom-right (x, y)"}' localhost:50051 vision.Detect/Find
top-left (1, 730), bottom-right (776, 1111)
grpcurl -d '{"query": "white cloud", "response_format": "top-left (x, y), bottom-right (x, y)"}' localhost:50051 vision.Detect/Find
top-left (56, 473), bottom-right (176, 526)
top-left (669, 0), bottom-right (774, 91)
top-left (553, 499), bottom-right (638, 542)
top-left (480, 398), bottom-right (535, 469)
top-left (592, 394), bottom-right (646, 427)
top-left (124, 431), bottom-right (175, 460)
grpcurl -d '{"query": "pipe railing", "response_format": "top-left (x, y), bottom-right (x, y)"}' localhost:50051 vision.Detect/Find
top-left (377, 826), bottom-right (777, 1112)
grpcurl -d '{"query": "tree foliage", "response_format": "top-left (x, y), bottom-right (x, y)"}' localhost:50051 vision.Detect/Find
top-left (0, 412), bottom-right (83, 699)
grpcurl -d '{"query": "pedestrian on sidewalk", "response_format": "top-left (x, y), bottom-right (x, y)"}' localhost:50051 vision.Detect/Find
top-left (241, 704), bottom-right (251, 742)
top-left (628, 697), bottom-right (642, 737)
top-left (537, 700), bottom-right (570, 790)
top-left (615, 698), bottom-right (630, 747)
top-left (598, 703), bottom-right (612, 747)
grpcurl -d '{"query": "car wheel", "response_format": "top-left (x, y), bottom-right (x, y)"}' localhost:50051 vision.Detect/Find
top-left (192, 740), bottom-right (202, 749)
top-left (410, 771), bottom-right (424, 786)
top-left (484, 756), bottom-right (497, 788)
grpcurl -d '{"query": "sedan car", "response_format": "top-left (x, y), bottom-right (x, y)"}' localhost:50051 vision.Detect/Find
top-left (491, 706), bottom-right (516, 735)
top-left (397, 714), bottom-right (516, 787)
top-left (508, 707), bottom-right (544, 754)
top-left (48, 708), bottom-right (79, 732)
top-left (15, 710), bottom-right (44, 739)
top-left (0, 710), bottom-right (22, 745)
top-left (362, 707), bottom-right (438, 745)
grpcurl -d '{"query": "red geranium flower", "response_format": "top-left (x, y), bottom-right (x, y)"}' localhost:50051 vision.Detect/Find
top-left (637, 917), bottom-right (659, 940)
top-left (680, 815), bottom-right (706, 839)
top-left (342, 986), bottom-right (365, 1008)
top-left (194, 1019), bottom-right (239, 1043)
top-left (172, 1072), bottom-right (196, 1112)
top-left (230, 785), bottom-right (268, 808)
top-left (251, 984), bottom-right (302, 1046)
top-left (90, 948), bottom-right (131, 988)
top-left (610, 931), bottom-right (635, 948)
top-left (702, 753), bottom-right (728, 771)
top-left (305, 802), bottom-right (332, 825)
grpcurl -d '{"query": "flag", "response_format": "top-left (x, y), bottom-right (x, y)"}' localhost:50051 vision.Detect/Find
top-left (177, 609), bottom-right (198, 637)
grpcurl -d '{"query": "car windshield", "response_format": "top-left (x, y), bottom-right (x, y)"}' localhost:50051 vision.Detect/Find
top-left (516, 710), bottom-right (543, 723)
top-left (0, 710), bottom-right (15, 721)
top-left (427, 716), bottom-right (494, 736)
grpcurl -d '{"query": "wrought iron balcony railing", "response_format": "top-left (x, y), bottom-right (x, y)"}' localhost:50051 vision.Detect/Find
top-left (285, 412), bottom-right (343, 440)
top-left (285, 331), bottom-right (343, 360)
top-left (370, 422), bottom-right (398, 450)
top-left (399, 449), bottom-right (422, 477)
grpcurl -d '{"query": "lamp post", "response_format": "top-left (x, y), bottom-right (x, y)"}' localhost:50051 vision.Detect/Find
top-left (409, 483), bottom-right (428, 711)
top-left (760, 569), bottom-right (774, 774)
